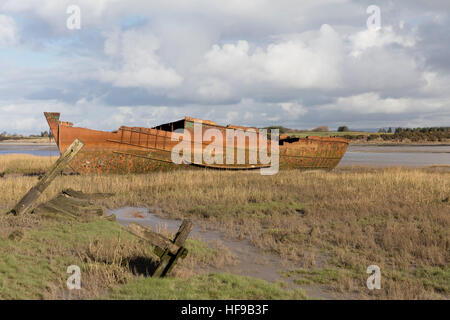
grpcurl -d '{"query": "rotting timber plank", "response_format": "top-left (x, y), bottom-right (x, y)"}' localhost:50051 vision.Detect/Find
top-left (32, 189), bottom-right (111, 220)
top-left (125, 223), bottom-right (181, 255)
top-left (10, 139), bottom-right (84, 216)
top-left (44, 195), bottom-right (103, 217)
top-left (122, 218), bottom-right (193, 278)
top-left (62, 188), bottom-right (114, 200)
top-left (152, 220), bottom-right (193, 278)
top-left (34, 202), bottom-right (79, 220)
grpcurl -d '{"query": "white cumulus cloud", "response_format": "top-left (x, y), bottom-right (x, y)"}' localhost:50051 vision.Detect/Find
top-left (0, 15), bottom-right (18, 47)
top-left (349, 26), bottom-right (416, 57)
top-left (99, 29), bottom-right (183, 89)
top-left (196, 24), bottom-right (343, 92)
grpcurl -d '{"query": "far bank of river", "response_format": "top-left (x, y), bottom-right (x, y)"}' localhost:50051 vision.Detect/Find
top-left (339, 144), bottom-right (450, 167)
top-left (0, 143), bottom-right (59, 157)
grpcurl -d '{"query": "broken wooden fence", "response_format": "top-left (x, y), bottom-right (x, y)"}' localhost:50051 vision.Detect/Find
top-left (10, 139), bottom-right (84, 215)
top-left (7, 136), bottom-right (192, 277)
top-left (122, 220), bottom-right (193, 277)
top-left (33, 188), bottom-right (113, 221)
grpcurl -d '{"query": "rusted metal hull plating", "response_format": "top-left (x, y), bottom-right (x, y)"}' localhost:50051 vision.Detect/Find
top-left (44, 112), bottom-right (349, 175)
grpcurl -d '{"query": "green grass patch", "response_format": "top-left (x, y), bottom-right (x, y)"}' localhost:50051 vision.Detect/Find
top-left (184, 239), bottom-right (227, 265)
top-left (185, 239), bottom-right (218, 257)
top-left (414, 267), bottom-right (450, 294)
top-left (29, 219), bottom-right (132, 246)
top-left (106, 273), bottom-right (307, 300)
top-left (0, 219), bottom-right (132, 299)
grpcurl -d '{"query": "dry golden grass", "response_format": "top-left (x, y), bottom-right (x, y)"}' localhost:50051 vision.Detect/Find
top-left (0, 154), bottom-right (57, 175)
top-left (0, 155), bottom-right (449, 299)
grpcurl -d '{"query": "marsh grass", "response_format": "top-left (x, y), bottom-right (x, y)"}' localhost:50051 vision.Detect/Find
top-left (106, 273), bottom-right (307, 300)
top-left (0, 155), bottom-right (449, 299)
top-left (0, 216), bottom-right (239, 299)
top-left (282, 268), bottom-right (342, 286)
top-left (0, 154), bottom-right (57, 175)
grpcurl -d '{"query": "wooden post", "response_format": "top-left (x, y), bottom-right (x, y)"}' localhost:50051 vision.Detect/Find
top-left (152, 220), bottom-right (193, 277)
top-left (126, 223), bottom-right (181, 255)
top-left (10, 139), bottom-right (84, 216)
top-left (123, 219), bottom-right (193, 278)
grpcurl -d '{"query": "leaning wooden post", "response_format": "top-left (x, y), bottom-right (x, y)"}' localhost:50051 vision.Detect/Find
top-left (126, 223), bottom-right (182, 255)
top-left (10, 139), bottom-right (84, 216)
top-left (123, 219), bottom-right (193, 277)
top-left (153, 220), bottom-right (193, 278)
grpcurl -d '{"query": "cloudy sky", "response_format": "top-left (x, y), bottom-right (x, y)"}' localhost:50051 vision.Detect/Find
top-left (0, 0), bottom-right (449, 134)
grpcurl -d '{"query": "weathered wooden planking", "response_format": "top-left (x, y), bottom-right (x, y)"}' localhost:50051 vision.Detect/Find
top-left (33, 189), bottom-right (110, 220)
top-left (173, 220), bottom-right (194, 246)
top-left (121, 218), bottom-right (193, 278)
top-left (34, 202), bottom-right (79, 220)
top-left (125, 223), bottom-right (181, 255)
top-left (163, 246), bottom-right (188, 277)
top-left (152, 220), bottom-right (193, 278)
top-left (10, 139), bottom-right (84, 216)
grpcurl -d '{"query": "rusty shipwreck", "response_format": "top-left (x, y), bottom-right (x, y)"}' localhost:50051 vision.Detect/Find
top-left (44, 112), bottom-right (349, 175)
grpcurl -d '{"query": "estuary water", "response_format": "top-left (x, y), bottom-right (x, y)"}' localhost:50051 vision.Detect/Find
top-left (339, 144), bottom-right (450, 167)
top-left (0, 143), bottom-right (60, 156)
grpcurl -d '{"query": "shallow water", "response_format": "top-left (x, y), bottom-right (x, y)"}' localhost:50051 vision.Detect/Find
top-left (339, 145), bottom-right (450, 167)
top-left (0, 144), bottom-right (59, 156)
top-left (108, 207), bottom-right (336, 299)
top-left (108, 207), bottom-right (288, 283)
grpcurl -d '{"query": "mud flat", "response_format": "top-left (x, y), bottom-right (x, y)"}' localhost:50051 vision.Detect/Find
top-left (108, 207), bottom-right (336, 299)
top-left (0, 153), bottom-right (448, 300)
top-left (109, 207), bottom-right (288, 281)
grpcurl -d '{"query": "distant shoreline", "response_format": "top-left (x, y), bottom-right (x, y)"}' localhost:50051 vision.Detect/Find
top-left (349, 141), bottom-right (450, 146)
top-left (0, 138), bottom-right (55, 145)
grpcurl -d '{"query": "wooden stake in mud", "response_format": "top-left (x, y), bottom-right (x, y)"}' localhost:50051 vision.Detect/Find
top-left (126, 223), bottom-right (181, 255)
top-left (10, 139), bottom-right (84, 216)
top-left (125, 220), bottom-right (193, 277)
top-left (152, 220), bottom-right (193, 277)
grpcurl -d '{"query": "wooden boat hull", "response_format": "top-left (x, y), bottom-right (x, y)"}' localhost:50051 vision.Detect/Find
top-left (44, 112), bottom-right (349, 175)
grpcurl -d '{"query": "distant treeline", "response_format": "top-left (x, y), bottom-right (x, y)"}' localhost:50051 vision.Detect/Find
top-left (263, 125), bottom-right (329, 133)
top-left (263, 126), bottom-right (450, 142)
top-left (0, 130), bottom-right (53, 141)
top-left (343, 127), bottom-right (450, 142)
top-left (263, 126), bottom-right (295, 134)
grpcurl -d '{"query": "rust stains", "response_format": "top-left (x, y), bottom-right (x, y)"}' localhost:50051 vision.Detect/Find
top-left (44, 112), bottom-right (349, 175)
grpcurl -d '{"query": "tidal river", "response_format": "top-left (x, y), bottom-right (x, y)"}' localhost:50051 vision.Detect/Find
top-left (0, 144), bottom-right (60, 157)
top-left (339, 144), bottom-right (450, 167)
top-left (0, 143), bottom-right (449, 167)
